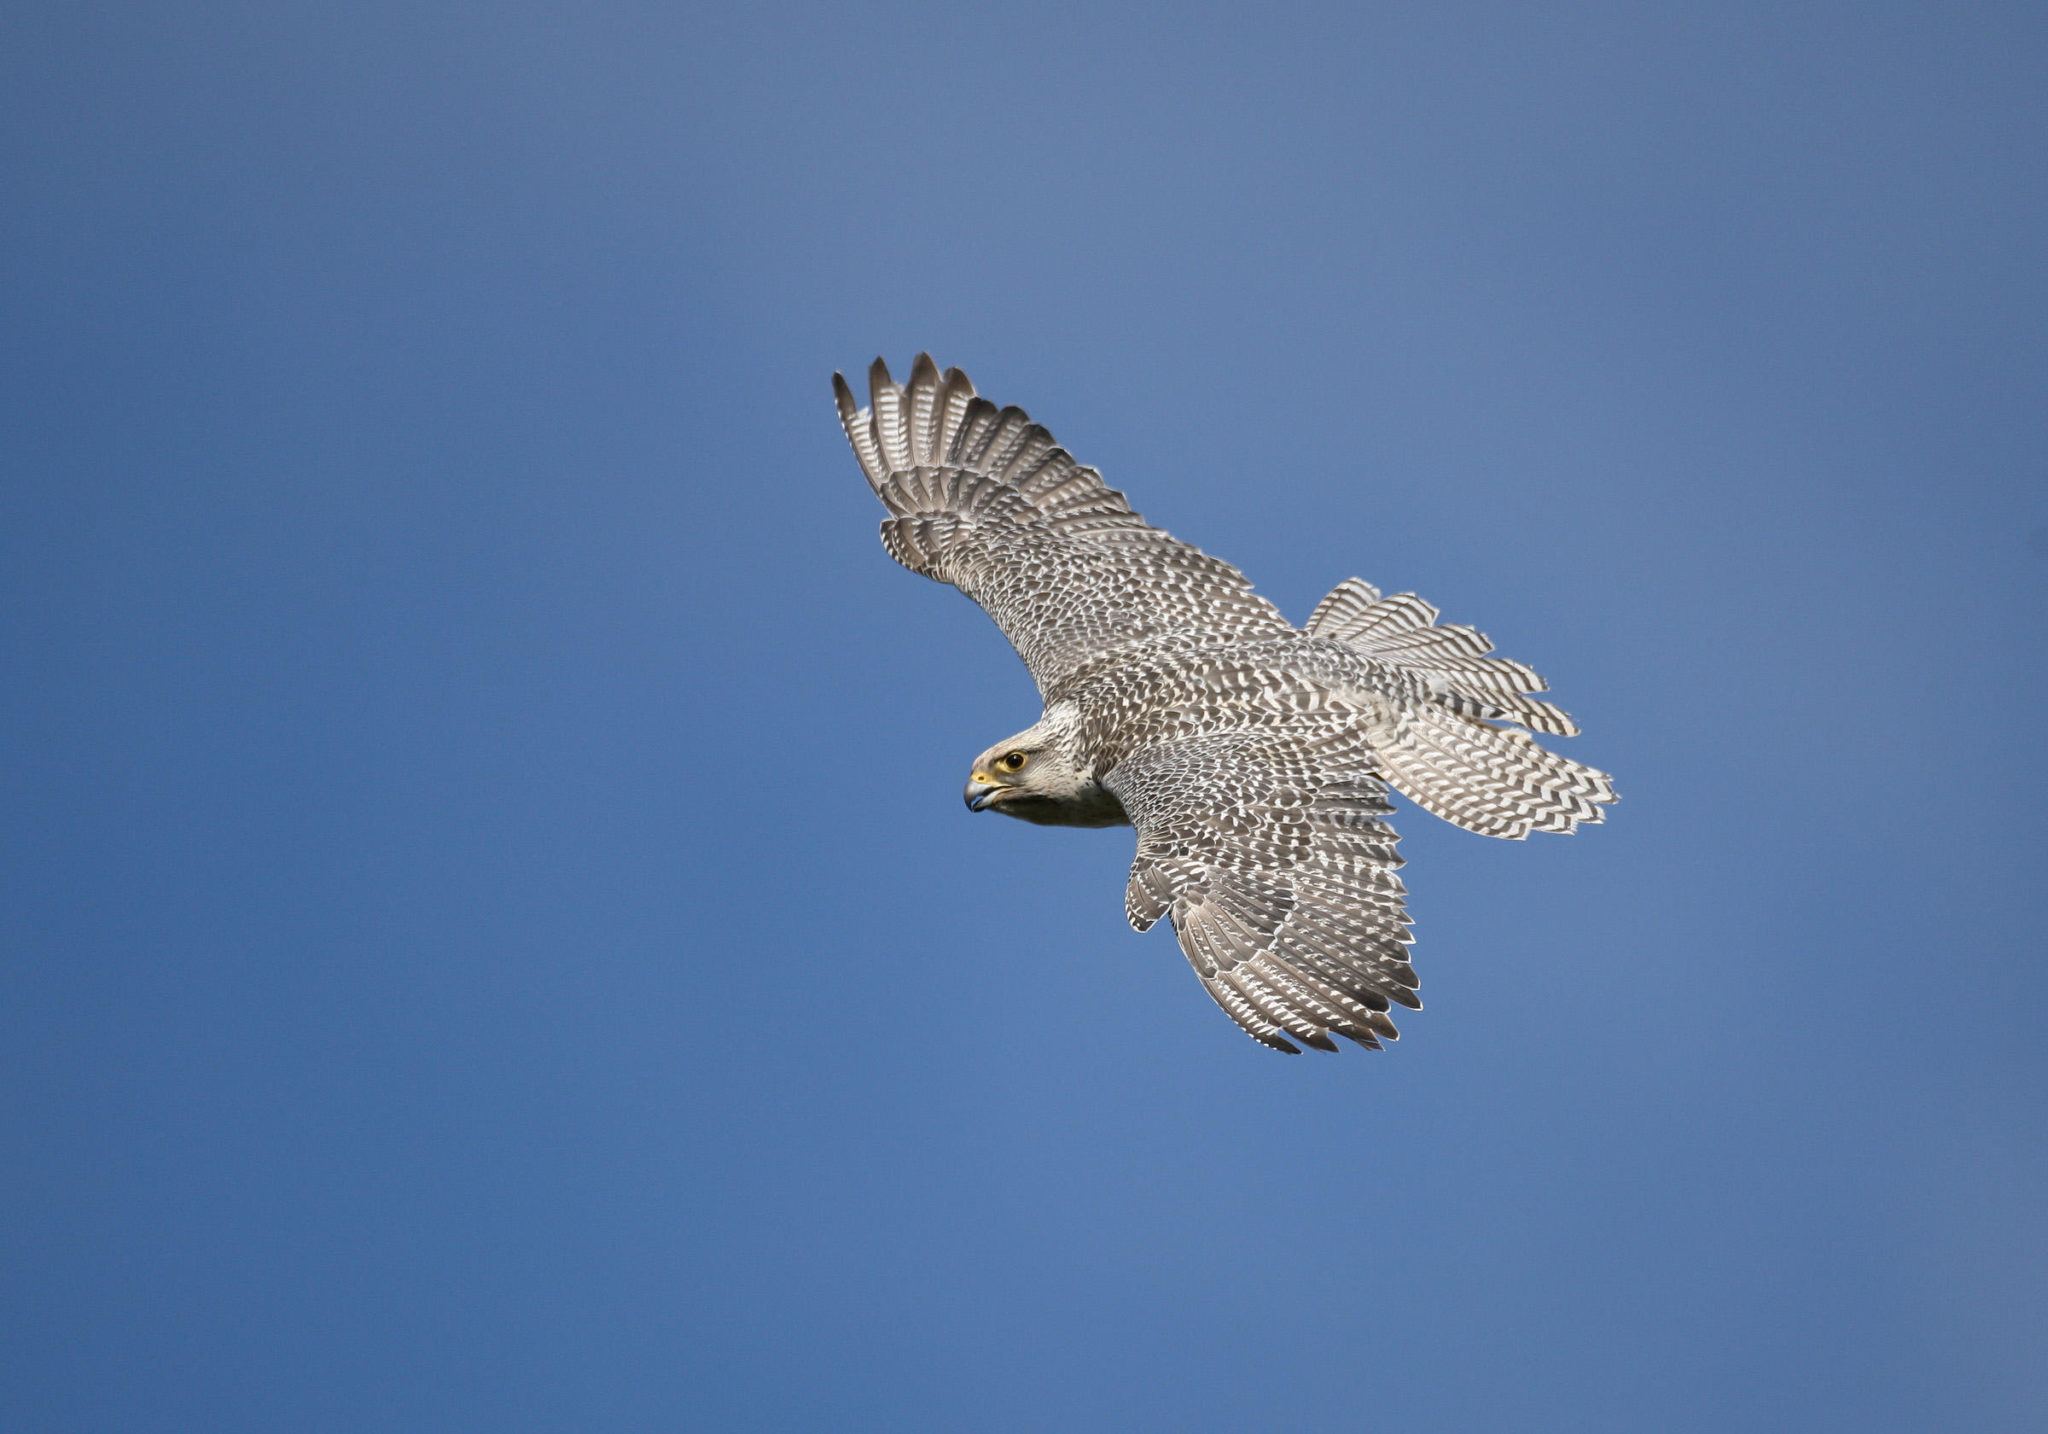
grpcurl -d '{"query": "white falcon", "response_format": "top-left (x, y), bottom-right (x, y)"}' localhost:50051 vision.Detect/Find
top-left (836, 355), bottom-right (1616, 1053)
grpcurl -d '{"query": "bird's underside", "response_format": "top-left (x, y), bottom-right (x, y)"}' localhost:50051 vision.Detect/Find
top-left (834, 355), bottom-right (1616, 1053)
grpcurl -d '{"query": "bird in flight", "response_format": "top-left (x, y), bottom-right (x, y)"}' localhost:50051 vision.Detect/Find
top-left (834, 356), bottom-right (1615, 1053)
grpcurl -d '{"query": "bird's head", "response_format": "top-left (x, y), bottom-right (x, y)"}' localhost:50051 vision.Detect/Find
top-left (963, 727), bottom-right (1129, 828)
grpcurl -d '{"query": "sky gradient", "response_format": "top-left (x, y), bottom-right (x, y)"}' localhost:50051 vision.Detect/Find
top-left (4, 3), bottom-right (2046, 1430)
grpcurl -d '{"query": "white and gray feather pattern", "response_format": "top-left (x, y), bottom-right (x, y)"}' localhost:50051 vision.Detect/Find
top-left (834, 355), bottom-right (1616, 1054)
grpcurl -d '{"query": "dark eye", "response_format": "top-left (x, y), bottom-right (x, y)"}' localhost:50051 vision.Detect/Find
top-left (998, 751), bottom-right (1028, 772)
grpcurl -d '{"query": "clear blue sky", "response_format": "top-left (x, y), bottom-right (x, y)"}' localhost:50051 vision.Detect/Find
top-left (4, 4), bottom-right (2044, 1430)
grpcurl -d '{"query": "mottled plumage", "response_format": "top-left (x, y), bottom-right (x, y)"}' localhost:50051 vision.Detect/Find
top-left (835, 355), bottom-right (1616, 1053)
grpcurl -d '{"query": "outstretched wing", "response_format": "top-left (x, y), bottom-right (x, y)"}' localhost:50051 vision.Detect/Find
top-left (1105, 727), bottom-right (1420, 1054)
top-left (834, 355), bottom-right (1292, 696)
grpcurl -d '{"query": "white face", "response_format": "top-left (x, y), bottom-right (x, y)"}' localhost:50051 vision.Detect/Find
top-left (962, 733), bottom-right (1130, 829)
top-left (963, 735), bottom-right (1054, 816)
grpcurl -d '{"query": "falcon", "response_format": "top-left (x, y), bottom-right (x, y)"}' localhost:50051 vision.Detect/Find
top-left (834, 355), bottom-right (1616, 1053)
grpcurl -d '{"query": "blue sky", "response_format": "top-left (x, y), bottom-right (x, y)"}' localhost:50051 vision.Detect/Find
top-left (4, 3), bottom-right (2045, 1430)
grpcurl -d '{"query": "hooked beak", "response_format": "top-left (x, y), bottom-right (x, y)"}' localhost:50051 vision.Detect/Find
top-left (964, 774), bottom-right (1004, 812)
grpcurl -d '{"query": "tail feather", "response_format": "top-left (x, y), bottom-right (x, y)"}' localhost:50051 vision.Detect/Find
top-left (1311, 575), bottom-right (1589, 740)
top-left (1306, 576), bottom-right (1382, 633)
top-left (1309, 576), bottom-right (1615, 837)
top-left (1370, 700), bottom-right (1615, 839)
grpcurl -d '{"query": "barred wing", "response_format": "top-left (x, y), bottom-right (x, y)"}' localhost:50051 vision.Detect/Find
top-left (1105, 729), bottom-right (1420, 1054)
top-left (833, 355), bottom-right (1291, 697)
